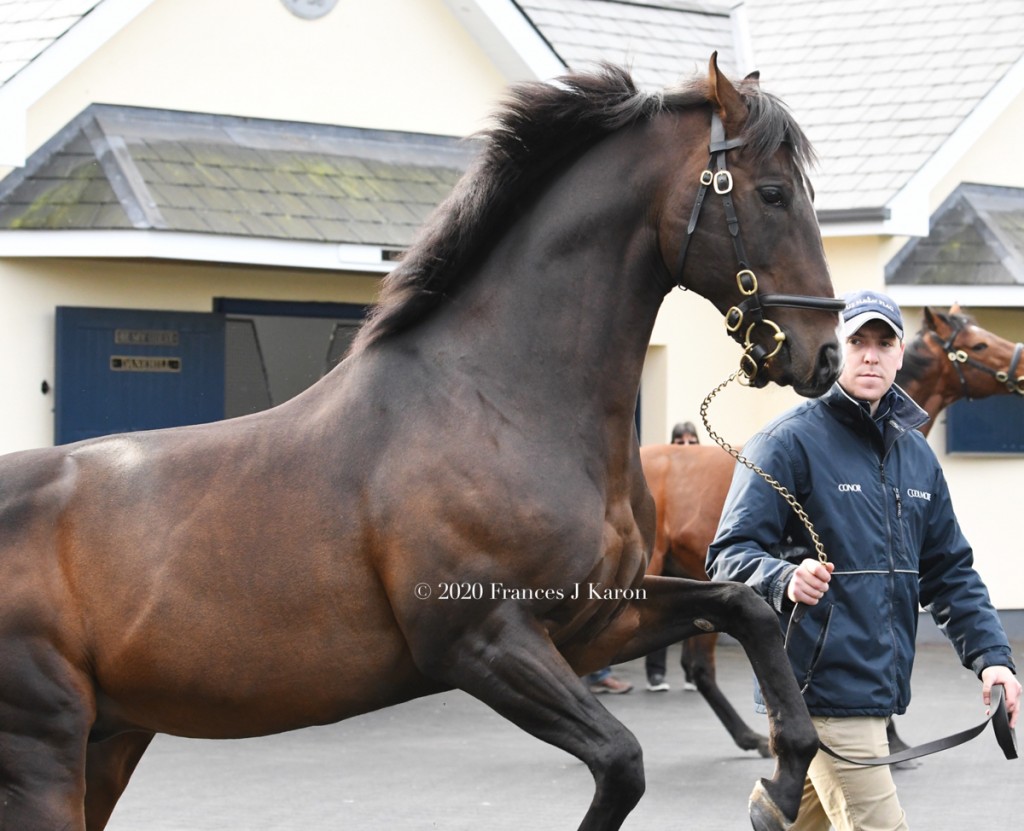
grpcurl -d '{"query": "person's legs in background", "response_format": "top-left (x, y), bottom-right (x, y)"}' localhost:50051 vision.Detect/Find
top-left (645, 649), bottom-right (670, 691)
top-left (585, 667), bottom-right (633, 694)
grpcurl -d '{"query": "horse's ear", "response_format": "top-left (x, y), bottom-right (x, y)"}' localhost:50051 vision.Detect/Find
top-left (745, 70), bottom-right (761, 85)
top-left (950, 301), bottom-right (962, 315)
top-left (708, 52), bottom-right (747, 132)
top-left (923, 307), bottom-right (938, 330)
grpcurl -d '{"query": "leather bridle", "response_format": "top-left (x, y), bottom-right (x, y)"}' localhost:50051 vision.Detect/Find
top-left (675, 111), bottom-right (845, 382)
top-left (928, 321), bottom-right (1024, 398)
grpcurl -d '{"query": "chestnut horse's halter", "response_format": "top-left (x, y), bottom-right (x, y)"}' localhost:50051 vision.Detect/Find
top-left (928, 321), bottom-right (1024, 398)
top-left (674, 110), bottom-right (845, 383)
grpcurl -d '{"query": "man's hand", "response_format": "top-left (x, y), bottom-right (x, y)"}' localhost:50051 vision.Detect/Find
top-left (786, 558), bottom-right (835, 606)
top-left (981, 665), bottom-right (1022, 729)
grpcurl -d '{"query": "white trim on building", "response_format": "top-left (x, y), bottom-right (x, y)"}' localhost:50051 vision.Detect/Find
top-left (0, 230), bottom-right (394, 273)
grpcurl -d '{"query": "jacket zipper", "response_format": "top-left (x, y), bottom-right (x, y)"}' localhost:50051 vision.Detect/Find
top-left (880, 462), bottom-right (901, 707)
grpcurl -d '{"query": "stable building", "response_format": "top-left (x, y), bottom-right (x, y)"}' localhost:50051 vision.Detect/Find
top-left (1, 0), bottom-right (1023, 615)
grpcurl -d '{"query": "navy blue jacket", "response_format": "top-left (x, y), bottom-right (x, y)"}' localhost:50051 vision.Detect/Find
top-left (707, 382), bottom-right (1015, 717)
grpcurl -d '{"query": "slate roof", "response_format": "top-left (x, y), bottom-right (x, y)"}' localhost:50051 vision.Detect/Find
top-left (515, 0), bottom-right (740, 88)
top-left (741, 0), bottom-right (1024, 214)
top-left (501, 1), bottom-right (1024, 218)
top-left (0, 104), bottom-right (475, 247)
top-left (886, 183), bottom-right (1024, 286)
top-left (2, 0), bottom-right (1024, 245)
top-left (0, 0), bottom-right (101, 86)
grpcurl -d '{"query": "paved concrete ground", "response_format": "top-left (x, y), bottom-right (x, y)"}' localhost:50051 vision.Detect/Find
top-left (106, 640), bottom-right (1020, 830)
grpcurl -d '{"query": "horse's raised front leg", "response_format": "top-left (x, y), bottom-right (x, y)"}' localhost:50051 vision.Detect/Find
top-left (681, 632), bottom-right (771, 757)
top-left (592, 575), bottom-right (818, 831)
top-left (404, 603), bottom-right (646, 831)
top-left (85, 731), bottom-right (155, 830)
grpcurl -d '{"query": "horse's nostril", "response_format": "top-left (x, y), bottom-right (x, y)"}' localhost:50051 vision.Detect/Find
top-left (817, 342), bottom-right (841, 385)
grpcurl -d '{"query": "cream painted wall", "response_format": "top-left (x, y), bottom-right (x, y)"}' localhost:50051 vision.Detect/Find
top-left (922, 425), bottom-right (1024, 610)
top-left (25, 0), bottom-right (508, 160)
top-left (931, 87), bottom-right (1024, 210)
top-left (0, 258), bottom-right (380, 456)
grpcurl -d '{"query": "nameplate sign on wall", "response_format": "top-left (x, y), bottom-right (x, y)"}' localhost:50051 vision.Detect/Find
top-left (114, 329), bottom-right (180, 346)
top-left (110, 356), bottom-right (182, 373)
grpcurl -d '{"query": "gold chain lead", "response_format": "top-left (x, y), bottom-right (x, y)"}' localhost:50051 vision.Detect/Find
top-left (699, 355), bottom-right (830, 565)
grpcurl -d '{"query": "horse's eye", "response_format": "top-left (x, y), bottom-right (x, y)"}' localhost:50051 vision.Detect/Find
top-left (759, 186), bottom-right (786, 206)
top-left (971, 343), bottom-right (988, 352)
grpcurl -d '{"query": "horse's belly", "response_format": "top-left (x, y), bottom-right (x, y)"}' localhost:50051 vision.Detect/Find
top-left (81, 529), bottom-right (428, 736)
top-left (92, 616), bottom-right (440, 739)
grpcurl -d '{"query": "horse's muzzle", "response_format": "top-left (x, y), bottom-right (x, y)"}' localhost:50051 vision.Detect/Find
top-left (797, 341), bottom-right (841, 397)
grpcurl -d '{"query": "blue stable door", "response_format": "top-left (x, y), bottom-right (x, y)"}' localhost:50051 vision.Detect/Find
top-left (55, 307), bottom-right (225, 445)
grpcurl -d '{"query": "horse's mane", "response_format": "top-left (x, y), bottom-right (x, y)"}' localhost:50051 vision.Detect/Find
top-left (350, 63), bottom-right (815, 354)
top-left (898, 309), bottom-right (975, 383)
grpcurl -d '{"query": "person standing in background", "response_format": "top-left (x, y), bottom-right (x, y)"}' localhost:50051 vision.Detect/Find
top-left (645, 421), bottom-right (700, 692)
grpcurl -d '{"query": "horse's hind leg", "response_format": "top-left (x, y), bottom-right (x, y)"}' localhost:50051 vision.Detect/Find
top-left (85, 731), bottom-right (155, 830)
top-left (408, 605), bottom-right (645, 831)
top-left (682, 632), bottom-right (771, 757)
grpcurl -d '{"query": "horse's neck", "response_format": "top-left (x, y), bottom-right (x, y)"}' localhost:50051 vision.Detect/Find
top-left (899, 347), bottom-right (961, 437)
top-left (441, 240), bottom-right (663, 435)
top-left (417, 141), bottom-right (670, 438)
top-left (910, 389), bottom-right (944, 437)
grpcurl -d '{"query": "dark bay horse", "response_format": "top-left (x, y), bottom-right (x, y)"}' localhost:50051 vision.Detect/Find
top-left (0, 56), bottom-right (843, 831)
top-left (642, 304), bottom-right (1023, 758)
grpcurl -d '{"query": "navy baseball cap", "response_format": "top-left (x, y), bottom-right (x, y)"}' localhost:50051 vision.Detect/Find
top-left (841, 290), bottom-right (904, 341)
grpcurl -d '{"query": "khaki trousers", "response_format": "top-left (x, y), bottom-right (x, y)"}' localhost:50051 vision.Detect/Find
top-left (790, 716), bottom-right (909, 831)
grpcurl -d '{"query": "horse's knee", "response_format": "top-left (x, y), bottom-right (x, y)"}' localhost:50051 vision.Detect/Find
top-left (591, 729), bottom-right (645, 807)
top-left (717, 583), bottom-right (778, 637)
top-left (778, 716), bottom-right (819, 765)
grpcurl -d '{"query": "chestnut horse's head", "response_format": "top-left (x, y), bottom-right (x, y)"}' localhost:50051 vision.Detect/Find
top-left (667, 54), bottom-right (842, 397)
top-left (919, 305), bottom-right (1024, 398)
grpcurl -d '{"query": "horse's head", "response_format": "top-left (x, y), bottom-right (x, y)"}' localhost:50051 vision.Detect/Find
top-left (666, 54), bottom-right (841, 397)
top-left (922, 305), bottom-right (1024, 397)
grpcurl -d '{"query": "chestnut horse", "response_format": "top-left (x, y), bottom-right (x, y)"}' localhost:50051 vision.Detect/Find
top-left (642, 304), bottom-right (1023, 758)
top-left (0, 57), bottom-right (843, 831)
top-left (897, 305), bottom-right (1024, 436)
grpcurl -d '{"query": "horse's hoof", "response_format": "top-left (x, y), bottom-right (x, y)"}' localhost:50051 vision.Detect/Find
top-left (738, 732), bottom-right (773, 758)
top-left (748, 779), bottom-right (792, 831)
